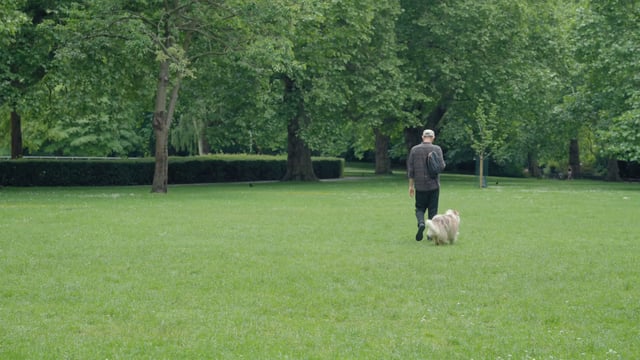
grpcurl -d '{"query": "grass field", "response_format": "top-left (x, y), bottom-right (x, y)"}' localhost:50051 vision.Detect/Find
top-left (1, 167), bottom-right (639, 359)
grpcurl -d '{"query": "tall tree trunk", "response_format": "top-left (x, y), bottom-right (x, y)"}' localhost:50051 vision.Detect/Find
top-left (10, 110), bottom-right (23, 159)
top-left (197, 135), bottom-right (211, 155)
top-left (569, 138), bottom-right (580, 178)
top-left (283, 114), bottom-right (317, 181)
top-left (151, 17), bottom-right (187, 193)
top-left (195, 119), bottom-right (211, 155)
top-left (606, 158), bottom-right (621, 181)
top-left (527, 152), bottom-right (541, 178)
top-left (281, 76), bottom-right (316, 181)
top-left (425, 99), bottom-right (448, 130)
top-left (478, 153), bottom-right (485, 188)
top-left (151, 57), bottom-right (186, 193)
top-left (403, 127), bottom-right (422, 153)
top-left (374, 128), bottom-right (392, 175)
top-left (152, 61), bottom-right (170, 193)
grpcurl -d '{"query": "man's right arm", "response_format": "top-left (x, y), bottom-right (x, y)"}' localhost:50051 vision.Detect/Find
top-left (407, 151), bottom-right (415, 197)
top-left (409, 178), bottom-right (415, 197)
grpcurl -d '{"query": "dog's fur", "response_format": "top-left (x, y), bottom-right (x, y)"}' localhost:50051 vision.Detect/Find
top-left (426, 209), bottom-right (460, 245)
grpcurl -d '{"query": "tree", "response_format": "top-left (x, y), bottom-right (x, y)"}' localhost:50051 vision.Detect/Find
top-left (344, 0), bottom-right (410, 175)
top-left (3, 0), bottom-right (614, 185)
top-left (397, 1), bottom-right (535, 152)
top-left (0, 0), bottom-right (53, 159)
top-left (465, 101), bottom-right (506, 187)
top-left (171, 54), bottom-right (279, 156)
top-left (59, 0), bottom-right (250, 192)
top-left (0, 1), bottom-right (28, 40)
top-left (13, 1), bottom-right (156, 158)
top-left (503, 0), bottom-right (580, 177)
top-left (572, 1), bottom-right (640, 172)
top-left (0, 3), bottom-right (26, 158)
top-left (260, 0), bottom-right (389, 181)
top-left (397, 0), bottom-right (582, 181)
top-left (143, 1), bottom-right (244, 192)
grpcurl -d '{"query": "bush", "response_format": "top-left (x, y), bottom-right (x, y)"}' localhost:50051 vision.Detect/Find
top-left (0, 155), bottom-right (344, 186)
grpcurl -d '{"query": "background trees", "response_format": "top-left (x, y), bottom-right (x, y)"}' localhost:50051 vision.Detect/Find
top-left (3, 0), bottom-right (638, 185)
top-left (571, 1), bottom-right (640, 179)
top-left (259, 0), bottom-right (402, 180)
top-left (0, 0), bottom-right (57, 159)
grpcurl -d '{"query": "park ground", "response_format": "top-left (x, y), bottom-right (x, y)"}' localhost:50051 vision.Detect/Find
top-left (1, 166), bottom-right (638, 359)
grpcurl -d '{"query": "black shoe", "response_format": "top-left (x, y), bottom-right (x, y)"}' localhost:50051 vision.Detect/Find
top-left (415, 224), bottom-right (425, 241)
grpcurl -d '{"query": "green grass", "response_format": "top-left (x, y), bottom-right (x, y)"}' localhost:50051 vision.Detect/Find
top-left (1, 171), bottom-right (638, 359)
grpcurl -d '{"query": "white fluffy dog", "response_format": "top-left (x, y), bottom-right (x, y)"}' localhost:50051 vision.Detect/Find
top-left (426, 209), bottom-right (460, 245)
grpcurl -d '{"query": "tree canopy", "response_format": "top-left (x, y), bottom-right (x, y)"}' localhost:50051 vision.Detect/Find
top-left (2, 0), bottom-right (639, 188)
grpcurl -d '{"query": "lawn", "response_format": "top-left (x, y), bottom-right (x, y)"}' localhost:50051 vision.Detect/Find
top-left (1, 169), bottom-right (638, 359)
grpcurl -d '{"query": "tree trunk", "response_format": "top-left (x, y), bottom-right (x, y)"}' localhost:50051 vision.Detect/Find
top-left (403, 127), bottom-right (422, 153)
top-left (374, 128), bottom-right (392, 175)
top-left (282, 114), bottom-right (317, 181)
top-left (195, 119), bottom-right (211, 155)
top-left (478, 153), bottom-right (485, 188)
top-left (281, 76), bottom-right (316, 181)
top-left (527, 153), bottom-right (541, 178)
top-left (569, 138), bottom-right (580, 178)
top-left (197, 135), bottom-right (211, 155)
top-left (425, 99), bottom-right (447, 130)
top-left (10, 110), bottom-right (23, 159)
top-left (606, 158), bottom-right (621, 181)
top-left (152, 61), bottom-right (171, 193)
top-left (404, 97), bottom-right (448, 155)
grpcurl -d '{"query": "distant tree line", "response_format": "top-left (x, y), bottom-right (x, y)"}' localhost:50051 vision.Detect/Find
top-left (1, 0), bottom-right (639, 191)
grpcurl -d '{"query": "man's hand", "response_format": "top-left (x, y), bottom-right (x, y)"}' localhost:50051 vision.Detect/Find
top-left (408, 179), bottom-right (415, 197)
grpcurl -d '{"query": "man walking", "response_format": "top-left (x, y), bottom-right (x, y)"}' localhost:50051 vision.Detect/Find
top-left (407, 129), bottom-right (445, 241)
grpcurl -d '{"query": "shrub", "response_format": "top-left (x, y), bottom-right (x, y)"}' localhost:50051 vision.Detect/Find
top-left (0, 155), bottom-right (343, 186)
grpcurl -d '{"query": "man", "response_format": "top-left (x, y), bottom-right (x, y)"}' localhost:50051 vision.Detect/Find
top-left (407, 129), bottom-right (445, 241)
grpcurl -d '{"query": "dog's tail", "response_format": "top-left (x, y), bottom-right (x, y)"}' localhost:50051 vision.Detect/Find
top-left (425, 219), bottom-right (436, 241)
top-left (426, 220), bottom-right (434, 235)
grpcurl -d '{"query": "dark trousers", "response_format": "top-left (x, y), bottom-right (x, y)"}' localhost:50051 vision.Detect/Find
top-left (415, 188), bottom-right (440, 225)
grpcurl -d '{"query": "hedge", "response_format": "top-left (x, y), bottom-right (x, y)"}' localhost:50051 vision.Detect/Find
top-left (0, 155), bottom-right (344, 186)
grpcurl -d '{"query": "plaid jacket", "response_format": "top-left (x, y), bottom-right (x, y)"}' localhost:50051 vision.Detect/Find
top-left (407, 142), bottom-right (445, 191)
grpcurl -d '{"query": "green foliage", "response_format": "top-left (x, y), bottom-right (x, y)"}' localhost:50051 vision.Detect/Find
top-left (0, 1), bottom-right (56, 105)
top-left (571, 1), bottom-right (640, 162)
top-left (339, 0), bottom-right (416, 159)
top-left (4, 1), bottom-right (156, 156)
top-left (465, 100), bottom-right (506, 162)
top-left (600, 109), bottom-right (640, 161)
top-left (172, 50), bottom-right (286, 155)
top-left (256, 0), bottom-right (405, 156)
top-left (0, 1), bottom-right (28, 46)
top-left (2, 0), bottom-right (638, 178)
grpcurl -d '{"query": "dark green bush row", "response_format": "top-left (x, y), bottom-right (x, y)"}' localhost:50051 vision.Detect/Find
top-left (0, 156), bottom-right (344, 186)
